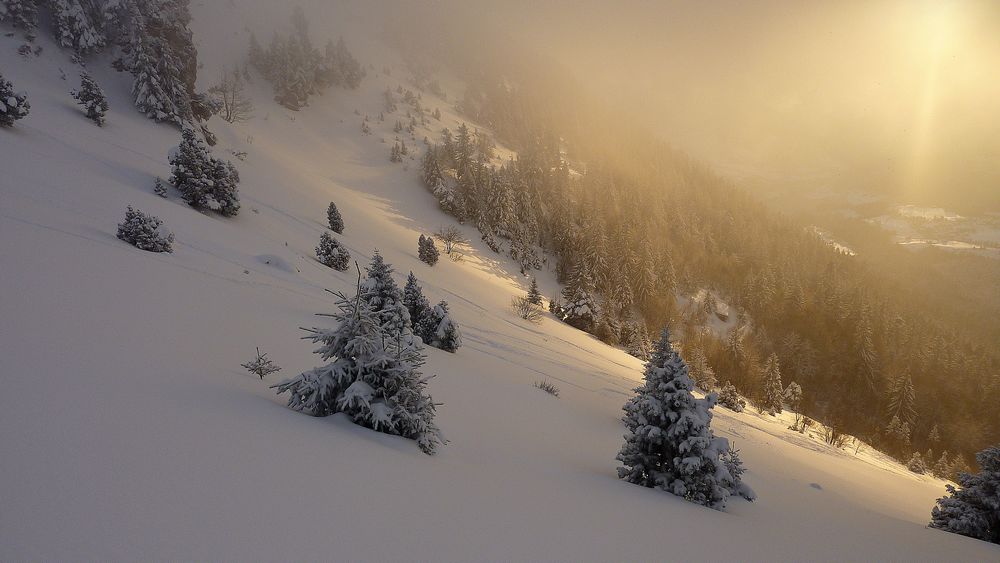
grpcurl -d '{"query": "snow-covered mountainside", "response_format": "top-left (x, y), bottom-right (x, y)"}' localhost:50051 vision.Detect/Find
top-left (2, 2), bottom-right (998, 560)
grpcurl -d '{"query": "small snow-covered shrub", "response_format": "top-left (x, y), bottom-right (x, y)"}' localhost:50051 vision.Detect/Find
top-left (153, 177), bottom-right (168, 197)
top-left (511, 296), bottom-right (543, 323)
top-left (242, 347), bottom-right (281, 379)
top-left (315, 232), bottom-right (350, 271)
top-left (0, 73), bottom-right (30, 127)
top-left (116, 206), bottom-right (174, 253)
top-left (534, 380), bottom-right (560, 397)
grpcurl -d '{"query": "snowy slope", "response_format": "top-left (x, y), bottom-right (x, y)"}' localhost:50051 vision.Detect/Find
top-left (2, 3), bottom-right (999, 561)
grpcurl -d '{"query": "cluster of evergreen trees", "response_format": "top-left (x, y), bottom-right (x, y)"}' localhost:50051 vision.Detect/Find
top-left (273, 252), bottom-right (441, 454)
top-left (248, 7), bottom-right (364, 110)
top-left (403, 271), bottom-right (461, 352)
top-left (1, 0), bottom-right (214, 128)
top-left (433, 67), bottom-right (1000, 469)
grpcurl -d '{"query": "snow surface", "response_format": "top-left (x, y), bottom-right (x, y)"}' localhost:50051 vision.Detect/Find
top-left (2, 2), bottom-right (999, 560)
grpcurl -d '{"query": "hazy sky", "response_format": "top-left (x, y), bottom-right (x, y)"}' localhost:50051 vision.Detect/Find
top-left (427, 0), bottom-right (1000, 211)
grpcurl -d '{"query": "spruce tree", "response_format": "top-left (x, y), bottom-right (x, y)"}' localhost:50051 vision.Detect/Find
top-left (416, 301), bottom-right (462, 353)
top-left (242, 347), bottom-right (281, 379)
top-left (761, 353), bottom-right (784, 415)
top-left (71, 72), bottom-right (108, 126)
top-left (617, 328), bottom-right (751, 510)
top-left (403, 271), bottom-right (432, 330)
top-left (0, 73), bottom-right (30, 127)
top-left (686, 344), bottom-right (717, 392)
top-left (50, 0), bottom-right (105, 54)
top-left (315, 232), bottom-right (350, 271)
top-left (907, 452), bottom-right (927, 474)
top-left (271, 286), bottom-right (441, 454)
top-left (560, 264), bottom-right (599, 332)
top-left (930, 445), bottom-right (1000, 544)
top-left (169, 128), bottom-right (241, 216)
top-left (718, 381), bottom-right (746, 412)
top-left (527, 277), bottom-right (543, 305)
top-left (361, 251), bottom-right (410, 338)
top-left (418, 234), bottom-right (439, 266)
top-left (327, 201), bottom-right (344, 234)
top-left (934, 451), bottom-right (953, 479)
top-left (0, 0), bottom-right (38, 32)
top-left (116, 206), bottom-right (174, 253)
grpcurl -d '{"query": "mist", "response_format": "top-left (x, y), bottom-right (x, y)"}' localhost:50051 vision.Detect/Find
top-left (407, 0), bottom-right (1000, 212)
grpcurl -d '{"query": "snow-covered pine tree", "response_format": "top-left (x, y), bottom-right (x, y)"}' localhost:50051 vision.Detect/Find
top-left (50, 0), bottom-right (105, 54)
top-left (242, 347), bottom-right (281, 379)
top-left (70, 72), bottom-right (108, 125)
top-left (930, 445), bottom-right (1000, 544)
top-left (560, 264), bottom-right (599, 332)
top-left (718, 381), bottom-right (746, 413)
top-left (0, 0), bottom-right (38, 32)
top-left (117, 0), bottom-right (203, 125)
top-left (116, 206), bottom-right (174, 252)
top-left (416, 301), bottom-right (462, 353)
top-left (760, 353), bottom-right (784, 415)
top-left (0, 72), bottom-right (30, 127)
top-left (315, 232), bottom-right (350, 271)
top-left (527, 277), bottom-right (543, 305)
top-left (168, 128), bottom-right (241, 216)
top-left (783, 381), bottom-right (803, 411)
top-left (361, 251), bottom-right (411, 338)
top-left (617, 328), bottom-right (749, 510)
top-left (625, 324), bottom-right (652, 361)
top-left (403, 271), bottom-right (432, 331)
top-left (418, 234), bottom-right (439, 266)
top-left (885, 372), bottom-right (917, 428)
top-left (934, 451), bottom-right (952, 479)
top-left (271, 286), bottom-right (441, 454)
top-left (327, 201), bottom-right (344, 234)
top-left (685, 343), bottom-right (717, 392)
top-left (907, 452), bottom-right (927, 474)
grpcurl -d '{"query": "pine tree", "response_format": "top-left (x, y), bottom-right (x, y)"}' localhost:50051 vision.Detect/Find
top-left (783, 381), bottom-right (803, 411)
top-left (242, 347), bottom-right (281, 379)
top-left (361, 251), bottom-right (410, 338)
top-left (168, 128), bottom-right (240, 216)
top-left (50, 0), bottom-right (105, 54)
top-left (560, 264), bottom-right (599, 332)
top-left (934, 451), bottom-right (953, 479)
top-left (418, 234), bottom-right (439, 266)
top-left (527, 277), bottom-right (543, 305)
top-left (416, 301), bottom-right (462, 353)
top-left (0, 73), bottom-right (30, 127)
top-left (315, 232), bottom-right (350, 271)
top-left (907, 452), bottom-right (927, 474)
top-left (617, 328), bottom-right (750, 510)
top-left (403, 271), bottom-right (432, 331)
top-left (271, 286), bottom-right (441, 454)
top-left (625, 323), bottom-right (652, 361)
top-left (327, 201), bottom-right (344, 233)
top-left (685, 343), bottom-right (717, 392)
top-left (116, 206), bottom-right (174, 253)
top-left (761, 353), bottom-right (784, 415)
top-left (71, 72), bottom-right (108, 126)
top-left (885, 372), bottom-right (917, 428)
top-left (0, 0), bottom-right (38, 31)
top-left (930, 445), bottom-right (1000, 545)
top-left (718, 381), bottom-right (746, 413)
top-left (118, 0), bottom-right (204, 125)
